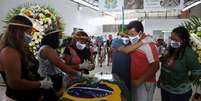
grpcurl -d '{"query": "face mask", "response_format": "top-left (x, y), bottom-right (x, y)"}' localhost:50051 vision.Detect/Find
top-left (170, 40), bottom-right (181, 48)
top-left (59, 39), bottom-right (63, 47)
top-left (117, 35), bottom-right (121, 39)
top-left (121, 37), bottom-right (130, 45)
top-left (129, 34), bottom-right (140, 44)
top-left (76, 41), bottom-right (86, 50)
top-left (24, 32), bottom-right (33, 44)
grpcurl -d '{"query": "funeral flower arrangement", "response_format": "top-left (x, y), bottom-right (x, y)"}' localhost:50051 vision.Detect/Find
top-left (181, 16), bottom-right (201, 101)
top-left (4, 4), bottom-right (64, 53)
top-left (180, 16), bottom-right (201, 63)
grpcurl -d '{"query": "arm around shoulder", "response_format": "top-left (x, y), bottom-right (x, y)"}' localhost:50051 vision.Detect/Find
top-left (118, 41), bottom-right (143, 54)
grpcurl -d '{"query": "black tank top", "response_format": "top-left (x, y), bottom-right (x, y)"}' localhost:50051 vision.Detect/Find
top-left (0, 54), bottom-right (42, 101)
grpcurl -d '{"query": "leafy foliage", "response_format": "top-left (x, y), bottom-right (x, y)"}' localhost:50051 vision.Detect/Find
top-left (180, 16), bottom-right (201, 37)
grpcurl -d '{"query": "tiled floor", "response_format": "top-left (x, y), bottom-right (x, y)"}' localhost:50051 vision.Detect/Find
top-left (0, 75), bottom-right (5, 100)
top-left (0, 86), bottom-right (5, 100)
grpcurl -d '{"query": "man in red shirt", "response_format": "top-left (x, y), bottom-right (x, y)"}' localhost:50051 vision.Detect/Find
top-left (121, 21), bottom-right (160, 101)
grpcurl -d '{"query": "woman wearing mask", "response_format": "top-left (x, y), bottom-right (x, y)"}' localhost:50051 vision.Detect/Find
top-left (158, 27), bottom-right (201, 101)
top-left (37, 27), bottom-right (89, 96)
top-left (63, 31), bottom-right (95, 74)
top-left (0, 15), bottom-right (53, 101)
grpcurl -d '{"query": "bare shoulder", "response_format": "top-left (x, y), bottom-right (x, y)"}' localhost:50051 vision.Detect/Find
top-left (41, 46), bottom-right (58, 57)
top-left (41, 46), bottom-right (55, 54)
top-left (0, 47), bottom-right (20, 61)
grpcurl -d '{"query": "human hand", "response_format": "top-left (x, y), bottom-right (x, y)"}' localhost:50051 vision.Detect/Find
top-left (141, 36), bottom-right (154, 44)
top-left (82, 73), bottom-right (92, 79)
top-left (132, 79), bottom-right (143, 88)
top-left (40, 77), bottom-right (53, 89)
top-left (111, 47), bottom-right (118, 52)
top-left (86, 61), bottom-right (95, 71)
top-left (79, 60), bottom-right (94, 70)
top-left (117, 46), bottom-right (124, 52)
top-left (76, 72), bottom-right (92, 80)
top-left (79, 60), bottom-right (89, 69)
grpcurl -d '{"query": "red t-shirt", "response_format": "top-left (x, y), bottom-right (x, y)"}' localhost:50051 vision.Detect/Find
top-left (131, 42), bottom-right (159, 82)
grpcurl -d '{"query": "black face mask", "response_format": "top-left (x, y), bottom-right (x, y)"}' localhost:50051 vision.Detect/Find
top-left (50, 38), bottom-right (60, 49)
top-left (41, 33), bottom-right (60, 49)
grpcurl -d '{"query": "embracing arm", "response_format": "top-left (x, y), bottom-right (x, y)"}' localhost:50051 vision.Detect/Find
top-left (118, 36), bottom-right (154, 54)
top-left (41, 47), bottom-right (78, 75)
top-left (118, 41), bottom-right (143, 54)
top-left (0, 47), bottom-right (40, 90)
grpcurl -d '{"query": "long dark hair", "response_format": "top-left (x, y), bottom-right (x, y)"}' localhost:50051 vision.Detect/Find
top-left (0, 15), bottom-right (32, 60)
top-left (40, 32), bottom-right (60, 49)
top-left (162, 27), bottom-right (191, 61)
top-left (1, 15), bottom-right (32, 53)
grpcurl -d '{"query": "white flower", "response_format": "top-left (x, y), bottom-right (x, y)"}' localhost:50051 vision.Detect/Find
top-left (39, 32), bottom-right (45, 35)
top-left (44, 9), bottom-right (50, 14)
top-left (39, 20), bottom-right (43, 25)
top-left (44, 24), bottom-right (48, 29)
top-left (46, 18), bottom-right (52, 25)
top-left (39, 13), bottom-right (44, 18)
top-left (33, 22), bottom-right (44, 32)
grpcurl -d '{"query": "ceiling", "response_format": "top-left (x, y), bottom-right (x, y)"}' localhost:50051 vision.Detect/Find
top-left (71, 0), bottom-right (201, 19)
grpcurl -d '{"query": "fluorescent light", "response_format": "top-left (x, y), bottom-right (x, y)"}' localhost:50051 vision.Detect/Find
top-left (72, 0), bottom-right (99, 10)
top-left (182, 0), bottom-right (201, 11)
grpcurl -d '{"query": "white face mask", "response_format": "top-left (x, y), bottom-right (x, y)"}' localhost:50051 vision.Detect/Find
top-left (121, 37), bottom-right (130, 45)
top-left (59, 39), bottom-right (63, 47)
top-left (76, 41), bottom-right (86, 50)
top-left (170, 40), bottom-right (181, 48)
top-left (117, 35), bottom-right (121, 39)
top-left (24, 32), bottom-right (33, 44)
top-left (129, 34), bottom-right (140, 44)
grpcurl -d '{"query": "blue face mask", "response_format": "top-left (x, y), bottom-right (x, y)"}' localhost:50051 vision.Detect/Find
top-left (170, 40), bottom-right (181, 48)
top-left (24, 32), bottom-right (33, 44)
top-left (129, 34), bottom-right (140, 44)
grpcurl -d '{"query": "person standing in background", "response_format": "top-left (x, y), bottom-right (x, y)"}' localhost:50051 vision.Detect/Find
top-left (106, 34), bottom-right (113, 66)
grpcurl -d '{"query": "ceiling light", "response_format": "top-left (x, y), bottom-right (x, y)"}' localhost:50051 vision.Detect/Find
top-left (72, 0), bottom-right (99, 10)
top-left (182, 0), bottom-right (201, 11)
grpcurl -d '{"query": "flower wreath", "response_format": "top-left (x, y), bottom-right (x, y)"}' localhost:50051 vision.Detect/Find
top-left (4, 4), bottom-right (65, 54)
